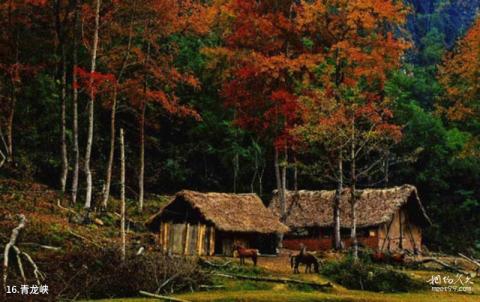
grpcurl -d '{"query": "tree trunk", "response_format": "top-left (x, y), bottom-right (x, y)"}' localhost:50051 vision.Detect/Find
top-left (60, 44), bottom-right (68, 193)
top-left (84, 0), bottom-right (101, 209)
top-left (282, 145), bottom-right (287, 191)
top-left (258, 161), bottom-right (264, 197)
top-left (293, 151), bottom-right (298, 192)
top-left (233, 153), bottom-right (239, 193)
top-left (333, 153), bottom-right (343, 250)
top-left (250, 148), bottom-right (258, 193)
top-left (350, 122), bottom-right (358, 261)
top-left (138, 100), bottom-right (145, 212)
top-left (5, 3), bottom-right (19, 164)
top-left (102, 85), bottom-right (117, 209)
top-left (138, 40), bottom-right (150, 212)
top-left (6, 87), bottom-right (16, 163)
top-left (102, 2), bottom-right (135, 208)
top-left (274, 148), bottom-right (285, 219)
top-left (274, 147), bottom-right (285, 248)
top-left (120, 128), bottom-right (126, 262)
top-left (55, 0), bottom-right (69, 194)
top-left (71, 0), bottom-right (81, 204)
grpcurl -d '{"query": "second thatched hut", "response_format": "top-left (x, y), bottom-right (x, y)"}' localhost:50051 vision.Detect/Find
top-left (268, 185), bottom-right (431, 253)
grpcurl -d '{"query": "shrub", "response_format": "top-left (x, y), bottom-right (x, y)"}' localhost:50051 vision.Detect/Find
top-left (2, 247), bottom-right (210, 301)
top-left (320, 257), bottom-right (425, 292)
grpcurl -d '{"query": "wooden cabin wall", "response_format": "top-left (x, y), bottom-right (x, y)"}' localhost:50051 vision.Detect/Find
top-left (378, 208), bottom-right (422, 253)
top-left (282, 227), bottom-right (379, 251)
top-left (158, 222), bottom-right (215, 256)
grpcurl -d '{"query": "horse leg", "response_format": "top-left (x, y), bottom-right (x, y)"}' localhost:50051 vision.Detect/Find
top-left (252, 254), bottom-right (257, 266)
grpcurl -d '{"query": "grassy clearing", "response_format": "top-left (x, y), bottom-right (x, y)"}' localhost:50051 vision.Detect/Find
top-left (88, 258), bottom-right (480, 302)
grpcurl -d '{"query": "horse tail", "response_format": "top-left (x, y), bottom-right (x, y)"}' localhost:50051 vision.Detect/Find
top-left (290, 255), bottom-right (295, 268)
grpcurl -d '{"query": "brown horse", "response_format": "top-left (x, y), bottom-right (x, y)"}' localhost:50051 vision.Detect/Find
top-left (290, 253), bottom-right (319, 273)
top-left (233, 245), bottom-right (258, 266)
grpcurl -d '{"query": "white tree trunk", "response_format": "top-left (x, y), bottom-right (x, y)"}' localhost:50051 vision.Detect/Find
top-left (102, 7), bottom-right (135, 208)
top-left (102, 86), bottom-right (117, 209)
top-left (3, 215), bottom-right (26, 290)
top-left (350, 122), bottom-right (358, 261)
top-left (334, 154), bottom-right (343, 250)
top-left (120, 128), bottom-right (126, 262)
top-left (60, 44), bottom-right (68, 193)
top-left (71, 0), bottom-right (80, 204)
top-left (138, 101), bottom-right (145, 212)
top-left (84, 0), bottom-right (101, 209)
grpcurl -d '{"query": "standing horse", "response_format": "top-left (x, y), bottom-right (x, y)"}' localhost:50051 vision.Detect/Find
top-left (233, 245), bottom-right (258, 266)
top-left (290, 253), bottom-right (319, 273)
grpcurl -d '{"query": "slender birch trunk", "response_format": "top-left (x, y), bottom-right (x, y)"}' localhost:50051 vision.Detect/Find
top-left (350, 121), bottom-right (358, 261)
top-left (233, 153), bottom-right (239, 193)
top-left (55, 0), bottom-right (68, 193)
top-left (138, 100), bottom-right (145, 212)
top-left (293, 151), bottom-right (298, 192)
top-left (102, 86), bottom-right (117, 209)
top-left (71, 0), bottom-right (80, 204)
top-left (334, 153), bottom-right (343, 250)
top-left (120, 128), bottom-right (126, 262)
top-left (274, 148), bottom-right (285, 219)
top-left (60, 43), bottom-right (68, 193)
top-left (274, 147), bottom-right (285, 248)
top-left (5, 1), bottom-right (18, 164)
top-left (282, 145), bottom-right (287, 192)
top-left (84, 0), bottom-right (101, 209)
top-left (138, 41), bottom-right (150, 212)
top-left (102, 2), bottom-right (135, 208)
top-left (6, 84), bottom-right (16, 163)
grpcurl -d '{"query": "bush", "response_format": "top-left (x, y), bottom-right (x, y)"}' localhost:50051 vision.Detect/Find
top-left (2, 247), bottom-right (210, 301)
top-left (320, 257), bottom-right (425, 292)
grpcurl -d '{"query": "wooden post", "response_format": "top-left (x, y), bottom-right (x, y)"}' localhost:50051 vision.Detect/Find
top-left (399, 210), bottom-right (403, 250)
top-left (184, 223), bottom-right (190, 255)
top-left (163, 223), bottom-right (169, 253)
top-left (120, 128), bottom-right (126, 262)
top-left (158, 223), bottom-right (164, 246)
top-left (209, 227), bottom-right (215, 256)
top-left (196, 224), bottom-right (203, 255)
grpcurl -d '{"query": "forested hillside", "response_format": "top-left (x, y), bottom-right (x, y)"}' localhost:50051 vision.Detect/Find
top-left (0, 0), bottom-right (479, 258)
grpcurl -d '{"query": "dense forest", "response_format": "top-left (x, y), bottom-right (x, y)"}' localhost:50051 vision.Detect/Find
top-left (0, 0), bottom-right (479, 257)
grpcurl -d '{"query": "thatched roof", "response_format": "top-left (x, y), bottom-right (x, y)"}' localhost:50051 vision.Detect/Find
top-left (146, 190), bottom-right (289, 234)
top-left (268, 185), bottom-right (431, 229)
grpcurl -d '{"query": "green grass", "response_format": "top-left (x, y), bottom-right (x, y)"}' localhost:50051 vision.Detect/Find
top-left (87, 270), bottom-right (479, 302)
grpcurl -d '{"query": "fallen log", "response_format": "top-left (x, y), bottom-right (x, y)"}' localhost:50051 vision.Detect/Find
top-left (3, 214), bottom-right (26, 289)
top-left (68, 229), bottom-right (103, 248)
top-left (198, 258), bottom-right (232, 268)
top-left (18, 242), bottom-right (61, 251)
top-left (214, 272), bottom-right (332, 289)
top-left (139, 290), bottom-right (191, 302)
top-left (416, 258), bottom-right (474, 276)
top-left (458, 253), bottom-right (480, 268)
top-left (199, 285), bottom-right (225, 289)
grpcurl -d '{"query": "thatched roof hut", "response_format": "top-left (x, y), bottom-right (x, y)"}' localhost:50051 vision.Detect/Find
top-left (147, 190), bottom-right (288, 255)
top-left (268, 185), bottom-right (431, 252)
top-left (147, 190), bottom-right (288, 233)
top-left (269, 185), bottom-right (430, 228)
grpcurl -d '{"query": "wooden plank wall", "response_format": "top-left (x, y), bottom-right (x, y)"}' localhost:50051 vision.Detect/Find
top-left (158, 222), bottom-right (215, 256)
top-left (378, 208), bottom-right (422, 252)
